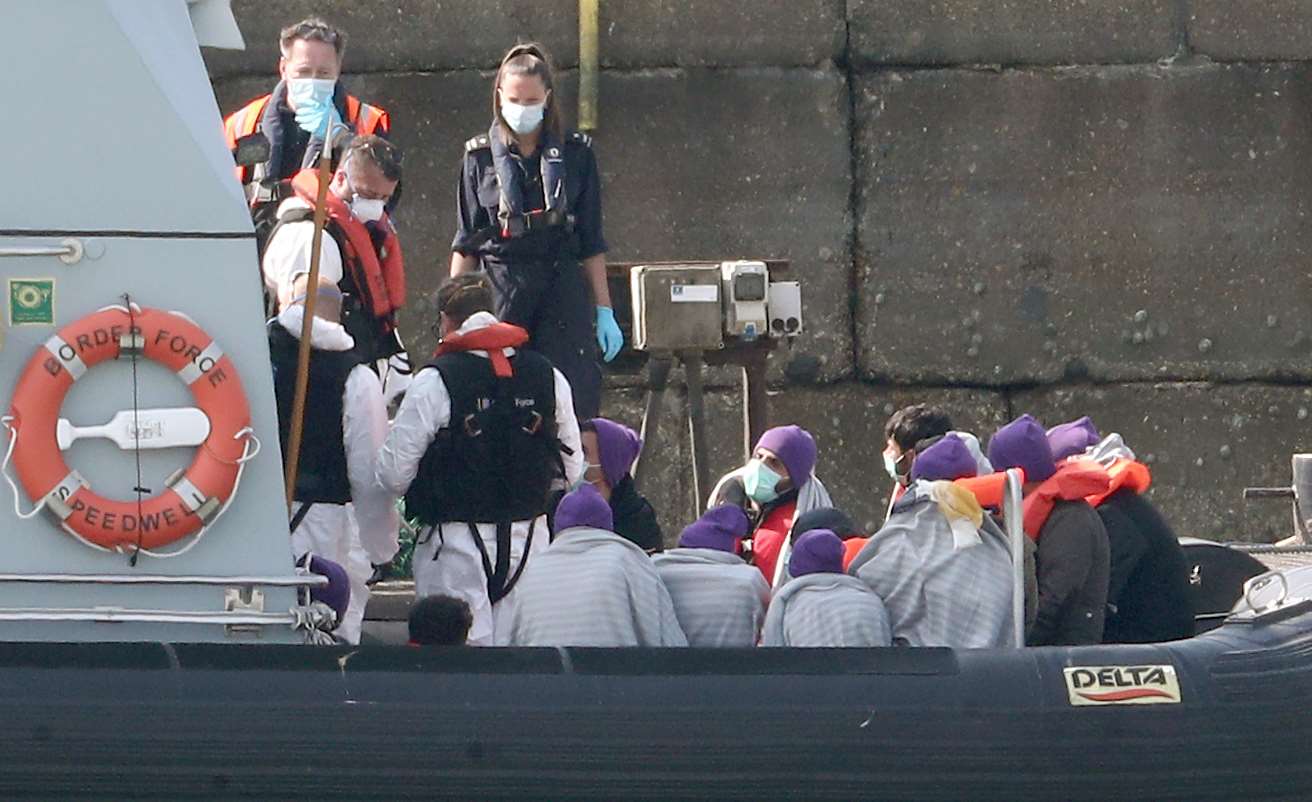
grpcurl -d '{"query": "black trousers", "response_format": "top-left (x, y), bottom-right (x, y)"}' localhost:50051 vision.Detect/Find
top-left (483, 257), bottom-right (602, 419)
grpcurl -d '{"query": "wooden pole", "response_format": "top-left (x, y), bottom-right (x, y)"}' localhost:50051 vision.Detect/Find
top-left (283, 142), bottom-right (334, 511)
top-left (578, 0), bottom-right (599, 131)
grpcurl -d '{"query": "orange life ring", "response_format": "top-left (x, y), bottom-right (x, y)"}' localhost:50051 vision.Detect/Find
top-left (5, 305), bottom-right (252, 551)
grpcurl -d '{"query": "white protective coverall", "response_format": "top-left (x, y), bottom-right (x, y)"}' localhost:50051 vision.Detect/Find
top-left (375, 311), bottom-right (584, 646)
top-left (277, 305), bottom-right (399, 644)
top-left (263, 197), bottom-right (411, 406)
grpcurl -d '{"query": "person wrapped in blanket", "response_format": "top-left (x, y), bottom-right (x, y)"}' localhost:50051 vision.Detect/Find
top-left (761, 530), bottom-right (891, 647)
top-left (850, 434), bottom-right (1018, 648)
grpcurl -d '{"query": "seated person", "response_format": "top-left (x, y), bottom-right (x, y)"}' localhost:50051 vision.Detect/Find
top-left (1047, 417), bottom-right (1194, 643)
top-left (708, 425), bottom-right (832, 587)
top-left (580, 417), bottom-right (663, 552)
top-left (850, 435), bottom-right (1016, 648)
top-left (882, 404), bottom-right (955, 512)
top-left (408, 594), bottom-right (474, 646)
top-left (761, 530), bottom-right (891, 647)
top-left (507, 485), bottom-right (686, 647)
top-left (791, 507), bottom-right (868, 572)
top-left (988, 415), bottom-right (1111, 646)
top-left (299, 553), bottom-right (351, 640)
top-left (652, 506), bottom-right (771, 647)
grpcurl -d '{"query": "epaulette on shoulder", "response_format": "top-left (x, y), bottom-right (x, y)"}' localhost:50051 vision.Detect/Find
top-left (465, 134), bottom-right (490, 152)
top-left (568, 131), bottom-right (593, 148)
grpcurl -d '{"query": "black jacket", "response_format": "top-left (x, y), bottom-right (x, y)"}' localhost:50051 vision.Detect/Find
top-left (609, 476), bottom-right (663, 553)
top-left (1096, 489), bottom-right (1195, 643)
top-left (1029, 499), bottom-right (1111, 646)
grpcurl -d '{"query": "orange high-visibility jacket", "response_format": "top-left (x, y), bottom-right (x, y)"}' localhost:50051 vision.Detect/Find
top-left (222, 91), bottom-right (391, 185)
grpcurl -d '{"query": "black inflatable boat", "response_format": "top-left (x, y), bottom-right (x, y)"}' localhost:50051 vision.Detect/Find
top-left (1, 575), bottom-right (1309, 801)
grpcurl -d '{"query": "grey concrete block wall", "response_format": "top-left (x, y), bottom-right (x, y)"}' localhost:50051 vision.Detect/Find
top-left (204, 0), bottom-right (845, 76)
top-left (210, 2), bottom-right (1312, 545)
top-left (1189, 1), bottom-right (1312, 62)
top-left (855, 63), bottom-right (1312, 386)
top-left (849, 0), bottom-right (1181, 67)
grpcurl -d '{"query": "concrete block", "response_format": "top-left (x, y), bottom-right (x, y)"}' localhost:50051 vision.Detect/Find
top-left (1015, 382), bottom-right (1312, 544)
top-left (848, 0), bottom-right (1179, 67)
top-left (205, 0), bottom-right (844, 78)
top-left (605, 383), bottom-right (1008, 542)
top-left (1189, 1), bottom-right (1312, 62)
top-left (856, 63), bottom-right (1312, 385)
top-left (215, 66), bottom-right (853, 384)
top-left (204, 0), bottom-right (578, 77)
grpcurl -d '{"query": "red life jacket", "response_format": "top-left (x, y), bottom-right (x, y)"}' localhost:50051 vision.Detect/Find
top-left (434, 321), bottom-right (530, 378)
top-left (1086, 459), bottom-right (1152, 507)
top-left (841, 537), bottom-right (868, 571)
top-left (289, 169), bottom-right (406, 321)
top-left (223, 92), bottom-right (391, 184)
top-left (751, 500), bottom-right (798, 583)
top-left (1021, 460), bottom-right (1112, 540)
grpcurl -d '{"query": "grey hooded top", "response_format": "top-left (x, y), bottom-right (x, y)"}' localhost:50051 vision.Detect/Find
top-left (506, 527), bottom-right (688, 647)
top-left (760, 573), bottom-right (892, 647)
top-left (653, 548), bottom-right (771, 647)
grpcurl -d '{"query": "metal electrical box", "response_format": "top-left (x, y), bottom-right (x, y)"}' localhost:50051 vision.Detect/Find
top-left (721, 260), bottom-right (769, 340)
top-left (768, 281), bottom-right (803, 336)
top-left (630, 265), bottom-right (724, 351)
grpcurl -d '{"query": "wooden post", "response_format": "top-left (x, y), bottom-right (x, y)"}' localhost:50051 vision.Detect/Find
top-left (282, 145), bottom-right (334, 511)
top-left (578, 0), bottom-right (600, 131)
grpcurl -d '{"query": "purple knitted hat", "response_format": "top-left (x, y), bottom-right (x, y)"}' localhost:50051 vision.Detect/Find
top-left (987, 414), bottom-right (1057, 483)
top-left (678, 505), bottom-right (751, 553)
top-left (789, 529), bottom-right (845, 577)
top-left (554, 484), bottom-right (615, 533)
top-left (755, 425), bottom-right (817, 489)
top-left (1046, 416), bottom-right (1102, 461)
top-left (911, 433), bottom-right (979, 482)
top-left (587, 417), bottom-right (643, 487)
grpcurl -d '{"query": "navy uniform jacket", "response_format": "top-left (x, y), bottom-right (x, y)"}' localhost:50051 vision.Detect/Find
top-left (452, 130), bottom-right (608, 266)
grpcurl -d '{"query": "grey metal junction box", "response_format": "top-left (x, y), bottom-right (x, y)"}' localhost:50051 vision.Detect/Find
top-left (630, 265), bottom-right (724, 351)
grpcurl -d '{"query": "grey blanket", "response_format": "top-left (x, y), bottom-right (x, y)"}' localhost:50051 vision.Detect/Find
top-left (653, 548), bottom-right (771, 647)
top-left (760, 574), bottom-right (891, 647)
top-left (850, 486), bottom-right (1015, 648)
top-left (506, 527), bottom-right (687, 647)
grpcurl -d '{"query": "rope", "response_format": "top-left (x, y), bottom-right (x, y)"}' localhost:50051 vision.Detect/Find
top-left (291, 601), bottom-right (338, 645)
top-left (124, 295), bottom-right (149, 567)
top-left (0, 417), bottom-right (47, 520)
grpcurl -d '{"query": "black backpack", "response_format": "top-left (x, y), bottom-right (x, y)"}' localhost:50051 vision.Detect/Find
top-left (405, 350), bottom-right (564, 526)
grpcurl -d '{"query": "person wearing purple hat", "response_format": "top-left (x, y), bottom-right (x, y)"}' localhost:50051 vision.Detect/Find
top-left (652, 506), bottom-right (771, 647)
top-left (760, 530), bottom-right (891, 647)
top-left (578, 418), bottom-right (663, 552)
top-left (297, 553), bottom-right (352, 639)
top-left (508, 485), bottom-right (687, 647)
top-left (1046, 416), bottom-right (1102, 462)
top-left (910, 433), bottom-right (978, 483)
top-left (708, 425), bottom-right (834, 590)
top-left (988, 414), bottom-right (1111, 646)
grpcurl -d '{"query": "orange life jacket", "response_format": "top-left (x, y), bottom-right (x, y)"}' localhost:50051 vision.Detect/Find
top-left (1086, 458), bottom-right (1152, 507)
top-left (1021, 460), bottom-right (1112, 540)
top-left (288, 169), bottom-right (406, 321)
top-left (223, 92), bottom-right (391, 184)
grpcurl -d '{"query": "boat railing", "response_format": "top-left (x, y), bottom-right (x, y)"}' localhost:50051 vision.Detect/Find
top-left (1002, 468), bottom-right (1026, 648)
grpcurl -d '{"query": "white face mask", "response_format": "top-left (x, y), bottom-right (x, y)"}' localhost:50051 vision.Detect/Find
top-left (286, 77), bottom-right (335, 109)
top-left (349, 196), bottom-right (386, 223)
top-left (500, 99), bottom-right (546, 135)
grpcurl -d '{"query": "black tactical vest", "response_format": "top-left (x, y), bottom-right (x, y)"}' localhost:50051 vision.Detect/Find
top-left (269, 321), bottom-right (359, 504)
top-left (405, 350), bottom-right (562, 524)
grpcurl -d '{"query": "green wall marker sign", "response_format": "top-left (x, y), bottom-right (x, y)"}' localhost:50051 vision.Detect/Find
top-left (9, 279), bottom-right (55, 325)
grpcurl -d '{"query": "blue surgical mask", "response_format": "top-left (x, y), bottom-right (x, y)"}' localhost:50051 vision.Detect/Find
top-left (500, 99), bottom-right (546, 135)
top-left (743, 459), bottom-right (783, 504)
top-left (287, 77), bottom-right (335, 110)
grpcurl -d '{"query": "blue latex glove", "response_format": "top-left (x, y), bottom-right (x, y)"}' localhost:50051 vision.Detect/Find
top-left (596, 306), bottom-right (623, 362)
